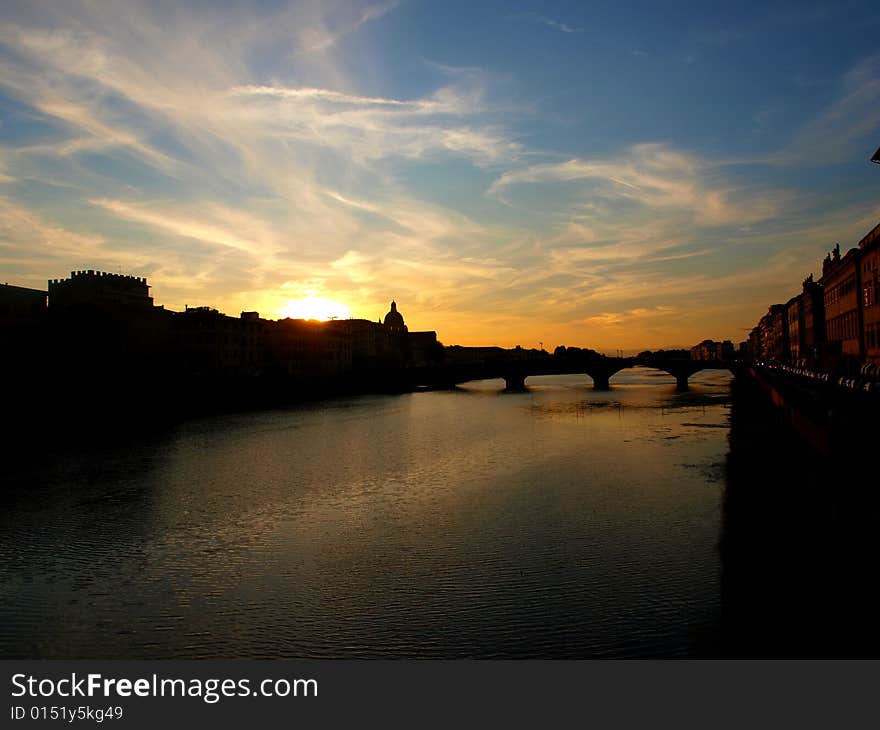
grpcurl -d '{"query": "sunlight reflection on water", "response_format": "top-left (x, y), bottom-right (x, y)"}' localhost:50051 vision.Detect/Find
top-left (1, 368), bottom-right (732, 658)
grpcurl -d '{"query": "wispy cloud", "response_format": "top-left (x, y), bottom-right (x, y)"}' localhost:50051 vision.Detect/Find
top-left (0, 1), bottom-right (524, 326)
top-left (512, 12), bottom-right (581, 34)
top-left (772, 54), bottom-right (880, 166)
top-left (294, 0), bottom-right (399, 54)
top-left (229, 80), bottom-right (520, 165)
top-left (489, 143), bottom-right (787, 226)
top-left (0, 197), bottom-right (108, 266)
top-left (89, 199), bottom-right (283, 258)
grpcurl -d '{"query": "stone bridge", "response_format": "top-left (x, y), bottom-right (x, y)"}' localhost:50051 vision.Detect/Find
top-left (416, 356), bottom-right (734, 392)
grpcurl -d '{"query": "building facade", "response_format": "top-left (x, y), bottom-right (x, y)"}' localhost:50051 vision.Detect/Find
top-left (744, 220), bottom-right (880, 375)
top-left (0, 283), bottom-right (48, 385)
top-left (786, 295), bottom-right (804, 364)
top-left (758, 304), bottom-right (789, 362)
top-left (799, 274), bottom-right (824, 367)
top-left (690, 339), bottom-right (734, 361)
top-left (859, 222), bottom-right (880, 365)
top-left (48, 270), bottom-right (154, 309)
top-left (820, 244), bottom-right (862, 366)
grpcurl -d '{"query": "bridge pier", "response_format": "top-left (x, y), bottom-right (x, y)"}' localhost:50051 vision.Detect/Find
top-left (675, 373), bottom-right (690, 391)
top-left (503, 374), bottom-right (527, 391)
top-left (589, 372), bottom-right (611, 390)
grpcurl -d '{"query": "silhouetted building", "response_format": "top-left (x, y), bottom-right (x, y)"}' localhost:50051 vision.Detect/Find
top-left (5, 267), bottom-right (460, 440)
top-left (48, 270), bottom-right (153, 309)
top-left (821, 243), bottom-right (862, 367)
top-left (799, 274), bottom-right (825, 367)
top-left (326, 318), bottom-right (392, 366)
top-left (46, 270), bottom-right (172, 383)
top-left (758, 304), bottom-right (789, 362)
top-left (786, 295), bottom-right (804, 364)
top-left (265, 318), bottom-right (352, 382)
top-left (383, 300), bottom-right (407, 333)
top-left (239, 311), bottom-right (265, 375)
top-left (0, 283), bottom-right (48, 384)
top-left (174, 306), bottom-right (249, 377)
top-left (0, 282), bottom-right (47, 319)
top-left (382, 300), bottom-right (441, 365)
top-left (858, 221), bottom-right (880, 364)
top-left (746, 326), bottom-right (762, 360)
top-left (757, 310), bottom-right (773, 361)
top-left (690, 339), bottom-right (734, 361)
top-left (407, 330), bottom-right (441, 366)
top-left (445, 345), bottom-right (508, 365)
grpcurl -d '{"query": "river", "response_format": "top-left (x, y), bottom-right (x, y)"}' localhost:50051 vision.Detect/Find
top-left (3, 368), bottom-right (734, 658)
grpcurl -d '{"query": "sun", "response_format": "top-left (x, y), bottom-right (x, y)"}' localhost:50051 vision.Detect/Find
top-left (277, 296), bottom-right (351, 321)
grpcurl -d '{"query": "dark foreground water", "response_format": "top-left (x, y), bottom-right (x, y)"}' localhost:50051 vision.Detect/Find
top-left (3, 369), bottom-right (736, 658)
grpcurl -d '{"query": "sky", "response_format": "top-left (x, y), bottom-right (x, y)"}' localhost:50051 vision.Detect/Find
top-left (1, 0), bottom-right (880, 351)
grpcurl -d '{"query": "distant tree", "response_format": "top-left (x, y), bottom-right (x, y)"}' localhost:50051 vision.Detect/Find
top-left (426, 340), bottom-right (446, 365)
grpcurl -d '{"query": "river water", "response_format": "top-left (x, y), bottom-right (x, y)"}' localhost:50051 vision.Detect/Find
top-left (2, 368), bottom-right (734, 658)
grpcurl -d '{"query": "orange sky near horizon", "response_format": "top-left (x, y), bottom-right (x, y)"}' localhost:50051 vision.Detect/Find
top-left (2, 2), bottom-right (879, 355)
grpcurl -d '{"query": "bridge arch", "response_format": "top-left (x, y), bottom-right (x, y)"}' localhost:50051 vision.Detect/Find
top-left (638, 361), bottom-right (735, 391)
top-left (433, 358), bottom-right (735, 392)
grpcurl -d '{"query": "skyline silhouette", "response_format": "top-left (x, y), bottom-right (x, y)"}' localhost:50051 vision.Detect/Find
top-left (5, 207), bottom-right (879, 363)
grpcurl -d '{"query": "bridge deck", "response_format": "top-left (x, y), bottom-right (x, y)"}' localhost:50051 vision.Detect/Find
top-left (417, 358), bottom-right (735, 391)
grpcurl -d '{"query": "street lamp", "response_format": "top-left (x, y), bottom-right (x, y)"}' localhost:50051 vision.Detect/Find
top-left (872, 146), bottom-right (880, 164)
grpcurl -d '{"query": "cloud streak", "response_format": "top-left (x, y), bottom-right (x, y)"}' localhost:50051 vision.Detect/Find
top-left (771, 54), bottom-right (880, 166)
top-left (512, 12), bottom-right (581, 33)
top-left (489, 143), bottom-right (787, 226)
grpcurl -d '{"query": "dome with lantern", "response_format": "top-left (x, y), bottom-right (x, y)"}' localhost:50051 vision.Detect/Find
top-left (383, 300), bottom-right (407, 333)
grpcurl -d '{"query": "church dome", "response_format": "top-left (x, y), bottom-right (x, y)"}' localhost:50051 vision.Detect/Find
top-left (383, 300), bottom-right (407, 332)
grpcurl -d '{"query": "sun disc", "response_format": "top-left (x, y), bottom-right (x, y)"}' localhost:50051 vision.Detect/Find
top-left (277, 296), bottom-right (351, 321)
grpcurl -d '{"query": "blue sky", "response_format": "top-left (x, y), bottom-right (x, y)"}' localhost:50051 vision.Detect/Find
top-left (1, 0), bottom-right (879, 349)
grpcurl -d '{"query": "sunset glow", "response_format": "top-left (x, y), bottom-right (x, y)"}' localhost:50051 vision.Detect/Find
top-left (5, 0), bottom-right (880, 673)
top-left (278, 296), bottom-right (351, 322)
top-left (0, 1), bottom-right (878, 350)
